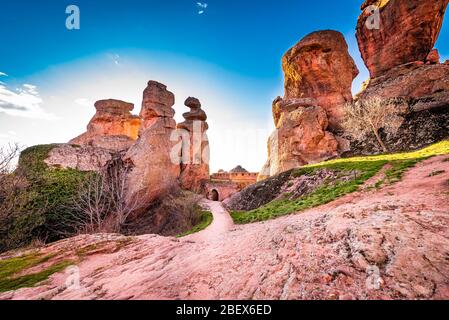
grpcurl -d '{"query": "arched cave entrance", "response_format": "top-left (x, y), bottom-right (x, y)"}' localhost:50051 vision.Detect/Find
top-left (210, 189), bottom-right (219, 201)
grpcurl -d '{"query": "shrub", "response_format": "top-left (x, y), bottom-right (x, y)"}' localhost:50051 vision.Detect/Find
top-left (0, 145), bottom-right (88, 253)
top-left (342, 96), bottom-right (404, 152)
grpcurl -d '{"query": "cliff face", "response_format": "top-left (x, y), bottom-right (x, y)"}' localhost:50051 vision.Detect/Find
top-left (356, 0), bottom-right (449, 79)
top-left (283, 30), bottom-right (359, 130)
top-left (123, 81), bottom-right (181, 213)
top-left (352, 0), bottom-right (449, 155)
top-left (259, 30), bottom-right (356, 180)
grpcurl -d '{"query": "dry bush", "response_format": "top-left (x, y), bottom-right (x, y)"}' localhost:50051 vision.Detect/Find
top-left (0, 144), bottom-right (20, 179)
top-left (66, 157), bottom-right (144, 234)
top-left (123, 190), bottom-right (204, 237)
top-left (342, 96), bottom-right (404, 152)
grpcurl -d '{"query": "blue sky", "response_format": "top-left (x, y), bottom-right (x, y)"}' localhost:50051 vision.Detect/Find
top-left (1, 0), bottom-right (448, 172)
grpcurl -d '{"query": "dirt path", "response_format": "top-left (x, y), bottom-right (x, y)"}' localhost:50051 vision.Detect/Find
top-left (186, 200), bottom-right (235, 243)
top-left (1, 155), bottom-right (449, 300)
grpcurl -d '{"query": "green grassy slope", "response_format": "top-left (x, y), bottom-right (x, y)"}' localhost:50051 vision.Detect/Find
top-left (231, 141), bottom-right (449, 224)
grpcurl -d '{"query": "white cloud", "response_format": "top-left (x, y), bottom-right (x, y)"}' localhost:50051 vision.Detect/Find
top-left (75, 98), bottom-right (95, 107)
top-left (0, 72), bottom-right (8, 77)
top-left (0, 82), bottom-right (57, 120)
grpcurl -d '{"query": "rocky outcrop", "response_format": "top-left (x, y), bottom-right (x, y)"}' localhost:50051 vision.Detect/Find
top-left (259, 102), bottom-right (339, 180)
top-left (282, 30), bottom-right (359, 129)
top-left (359, 63), bottom-right (449, 113)
top-left (140, 81), bottom-right (176, 131)
top-left (45, 144), bottom-right (114, 172)
top-left (259, 30), bottom-right (356, 180)
top-left (227, 168), bottom-right (356, 212)
top-left (123, 81), bottom-right (180, 212)
top-left (426, 49), bottom-right (441, 65)
top-left (177, 97), bottom-right (210, 192)
top-left (356, 0), bottom-right (449, 78)
top-left (70, 99), bottom-right (141, 152)
top-left (352, 0), bottom-right (449, 155)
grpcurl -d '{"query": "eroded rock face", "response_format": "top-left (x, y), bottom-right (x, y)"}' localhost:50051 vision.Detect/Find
top-left (351, 63), bottom-right (449, 155)
top-left (260, 31), bottom-right (353, 179)
top-left (45, 144), bottom-right (113, 172)
top-left (123, 81), bottom-right (180, 212)
top-left (259, 102), bottom-right (339, 180)
top-left (282, 30), bottom-right (359, 129)
top-left (356, 0), bottom-right (449, 78)
top-left (70, 99), bottom-right (141, 152)
top-left (359, 63), bottom-right (449, 111)
top-left (177, 97), bottom-right (210, 192)
top-left (140, 81), bottom-right (176, 131)
top-left (426, 49), bottom-right (441, 65)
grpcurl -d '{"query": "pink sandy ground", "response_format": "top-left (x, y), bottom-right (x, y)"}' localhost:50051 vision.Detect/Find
top-left (1, 156), bottom-right (449, 300)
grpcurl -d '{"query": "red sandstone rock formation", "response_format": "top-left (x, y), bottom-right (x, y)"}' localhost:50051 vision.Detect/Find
top-left (426, 49), bottom-right (441, 65)
top-left (356, 0), bottom-right (449, 78)
top-left (259, 104), bottom-right (339, 180)
top-left (70, 99), bottom-right (141, 152)
top-left (123, 81), bottom-right (180, 211)
top-left (282, 30), bottom-right (359, 129)
top-left (140, 81), bottom-right (176, 131)
top-left (177, 97), bottom-right (210, 192)
top-left (359, 63), bottom-right (449, 113)
top-left (260, 30), bottom-right (355, 180)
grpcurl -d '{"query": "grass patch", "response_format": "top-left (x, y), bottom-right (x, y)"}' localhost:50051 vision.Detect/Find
top-left (177, 211), bottom-right (213, 238)
top-left (0, 253), bottom-right (72, 292)
top-left (231, 141), bottom-right (449, 225)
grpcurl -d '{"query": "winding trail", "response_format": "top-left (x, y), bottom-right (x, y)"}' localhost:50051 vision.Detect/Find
top-left (186, 200), bottom-right (235, 243)
top-left (1, 156), bottom-right (449, 300)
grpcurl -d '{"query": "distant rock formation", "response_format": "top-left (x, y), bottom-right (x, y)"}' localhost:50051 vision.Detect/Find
top-left (140, 80), bottom-right (176, 131)
top-left (260, 30), bottom-right (354, 179)
top-left (177, 97), bottom-right (210, 192)
top-left (70, 99), bottom-right (141, 152)
top-left (356, 0), bottom-right (449, 78)
top-left (123, 81), bottom-right (181, 212)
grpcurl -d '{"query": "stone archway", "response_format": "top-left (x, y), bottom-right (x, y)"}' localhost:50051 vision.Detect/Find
top-left (209, 189), bottom-right (219, 201)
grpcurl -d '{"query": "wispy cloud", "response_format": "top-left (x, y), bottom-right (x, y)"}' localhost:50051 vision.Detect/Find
top-left (0, 130), bottom-right (17, 141)
top-left (197, 2), bottom-right (208, 15)
top-left (0, 72), bottom-right (7, 77)
top-left (0, 82), bottom-right (57, 120)
top-left (75, 98), bottom-right (95, 107)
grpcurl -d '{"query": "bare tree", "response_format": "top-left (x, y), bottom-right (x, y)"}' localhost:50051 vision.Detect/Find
top-left (0, 143), bottom-right (20, 179)
top-left (342, 96), bottom-right (404, 153)
top-left (70, 172), bottom-right (111, 234)
top-left (68, 157), bottom-right (144, 234)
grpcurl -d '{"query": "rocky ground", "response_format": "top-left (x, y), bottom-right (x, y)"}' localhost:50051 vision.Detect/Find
top-left (1, 156), bottom-right (449, 300)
